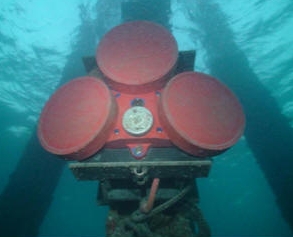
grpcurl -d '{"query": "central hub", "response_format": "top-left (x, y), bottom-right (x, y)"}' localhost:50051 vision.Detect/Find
top-left (122, 106), bottom-right (154, 136)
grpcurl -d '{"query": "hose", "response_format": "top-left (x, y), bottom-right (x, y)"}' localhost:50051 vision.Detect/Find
top-left (131, 184), bottom-right (192, 222)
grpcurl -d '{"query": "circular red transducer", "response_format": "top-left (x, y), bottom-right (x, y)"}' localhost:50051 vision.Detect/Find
top-left (159, 72), bottom-right (245, 157)
top-left (38, 77), bottom-right (117, 160)
top-left (96, 21), bottom-right (178, 93)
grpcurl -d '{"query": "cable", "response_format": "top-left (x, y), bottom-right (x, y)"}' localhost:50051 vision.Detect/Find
top-left (131, 184), bottom-right (192, 222)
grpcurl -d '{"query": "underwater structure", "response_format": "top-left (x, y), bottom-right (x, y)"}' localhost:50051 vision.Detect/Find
top-left (38, 20), bottom-right (245, 237)
top-left (3, 1), bottom-right (292, 236)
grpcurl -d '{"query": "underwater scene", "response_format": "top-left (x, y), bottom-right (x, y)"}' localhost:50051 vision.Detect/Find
top-left (0, 0), bottom-right (293, 236)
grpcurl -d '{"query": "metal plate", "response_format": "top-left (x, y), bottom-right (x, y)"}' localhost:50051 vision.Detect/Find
top-left (69, 147), bottom-right (211, 180)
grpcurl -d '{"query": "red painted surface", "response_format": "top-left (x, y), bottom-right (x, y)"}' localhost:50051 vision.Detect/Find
top-left (104, 90), bottom-right (172, 158)
top-left (96, 21), bottom-right (178, 94)
top-left (38, 21), bottom-right (245, 160)
top-left (38, 77), bottom-right (118, 160)
top-left (158, 72), bottom-right (246, 157)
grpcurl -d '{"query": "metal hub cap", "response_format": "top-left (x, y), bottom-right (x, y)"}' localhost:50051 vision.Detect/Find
top-left (122, 106), bottom-right (153, 136)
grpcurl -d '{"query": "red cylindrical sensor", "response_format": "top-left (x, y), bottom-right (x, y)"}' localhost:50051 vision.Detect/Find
top-left (159, 72), bottom-right (245, 157)
top-left (96, 21), bottom-right (178, 93)
top-left (38, 76), bottom-right (117, 160)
